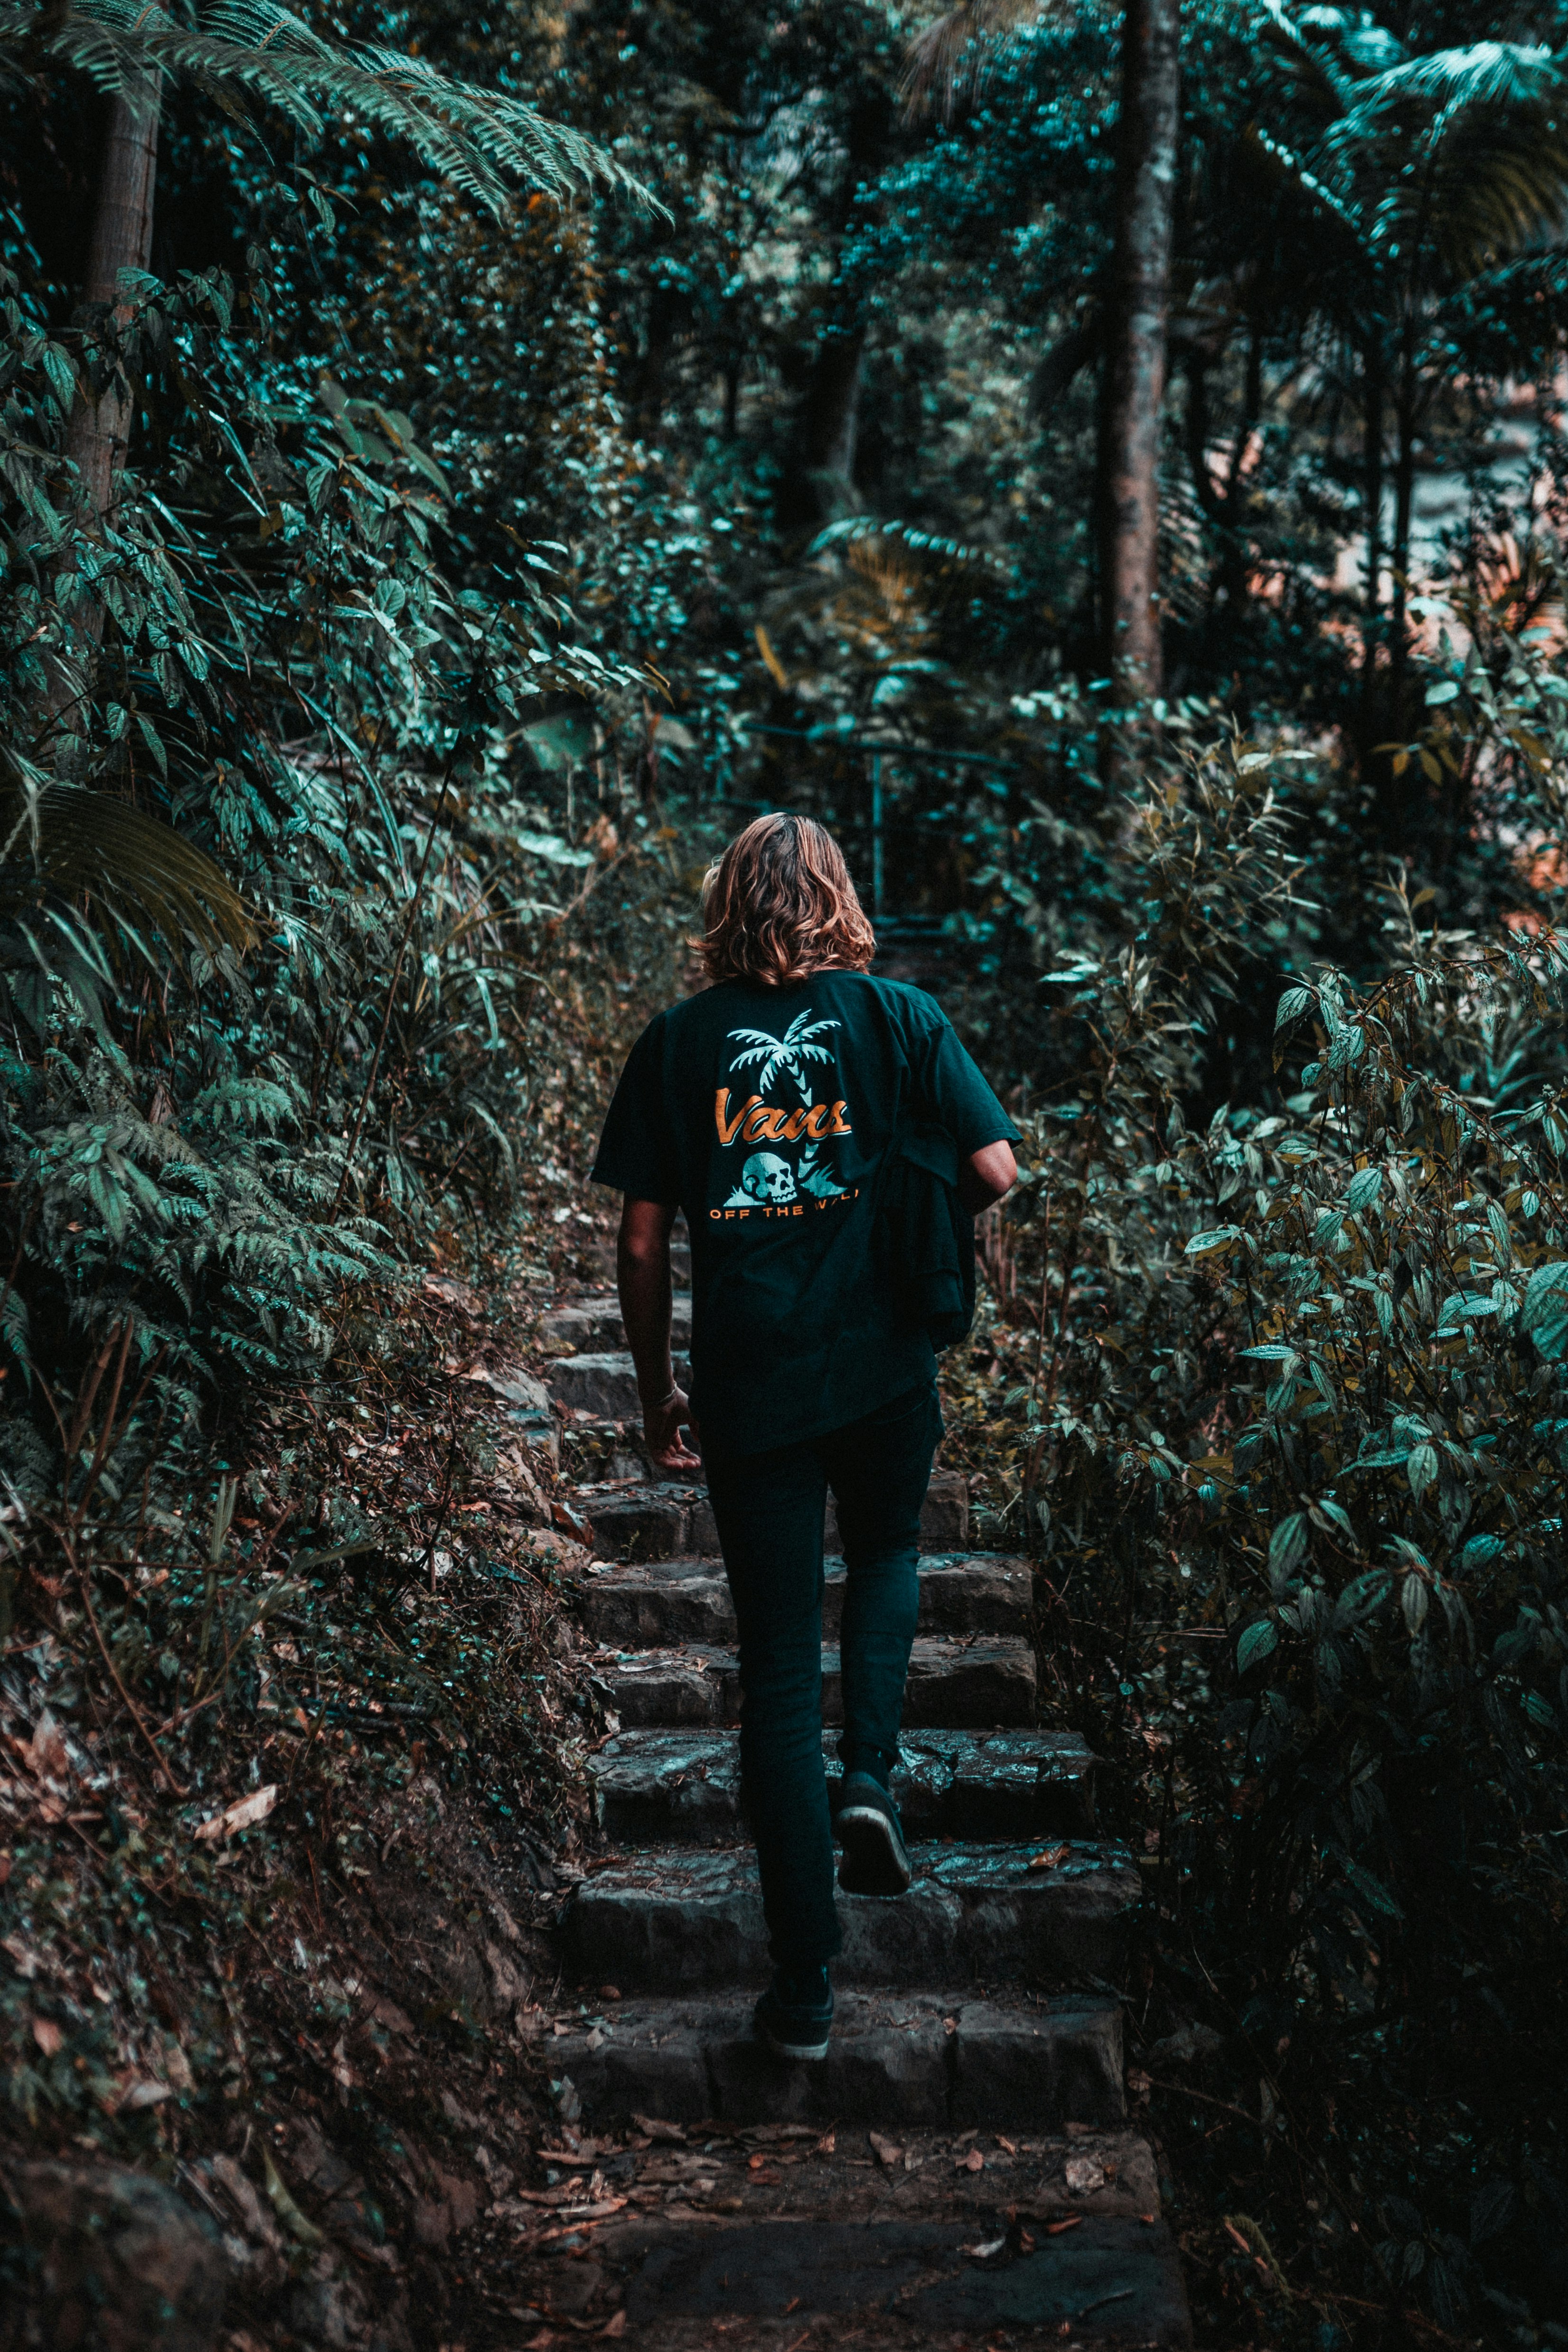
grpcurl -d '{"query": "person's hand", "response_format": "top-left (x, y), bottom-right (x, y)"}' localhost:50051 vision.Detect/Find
top-left (642, 1383), bottom-right (701, 1473)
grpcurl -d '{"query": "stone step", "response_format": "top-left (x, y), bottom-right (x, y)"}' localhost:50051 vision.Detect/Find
top-left (546, 1351), bottom-right (691, 1422)
top-left (580, 1467), bottom-right (971, 1564)
top-left (589, 1728), bottom-right (1097, 1845)
top-left (543, 1989), bottom-right (1125, 2132)
top-left (603, 2210), bottom-right (1190, 2349)
top-left (541, 1291), bottom-right (692, 1351)
top-left (562, 1840), bottom-right (1138, 1994)
top-left (573, 1551), bottom-right (1032, 1648)
top-left (590, 1637), bottom-right (1038, 1731)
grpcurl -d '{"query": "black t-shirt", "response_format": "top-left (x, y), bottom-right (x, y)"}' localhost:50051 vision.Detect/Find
top-left (591, 970), bottom-right (1020, 1456)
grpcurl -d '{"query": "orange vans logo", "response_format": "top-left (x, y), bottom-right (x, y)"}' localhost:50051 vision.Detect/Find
top-left (714, 1089), bottom-right (852, 1146)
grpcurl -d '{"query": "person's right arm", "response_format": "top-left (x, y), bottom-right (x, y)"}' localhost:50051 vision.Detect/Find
top-left (911, 1002), bottom-right (1021, 1213)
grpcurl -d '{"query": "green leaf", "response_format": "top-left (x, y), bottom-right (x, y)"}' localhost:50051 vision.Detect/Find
top-left (1344, 1167), bottom-right (1383, 1214)
top-left (1521, 1261), bottom-right (1568, 1327)
top-left (1268, 1512), bottom-right (1309, 1581)
top-left (1333, 1570), bottom-right (1392, 1629)
top-left (1275, 985), bottom-right (1314, 1029)
top-left (42, 342), bottom-right (77, 414)
top-left (1185, 1226), bottom-right (1243, 1258)
top-left (1407, 1443), bottom-right (1438, 1500)
top-left (1237, 1619), bottom-right (1279, 1675)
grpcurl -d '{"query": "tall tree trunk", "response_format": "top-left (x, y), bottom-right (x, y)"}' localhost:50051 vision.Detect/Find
top-left (66, 83), bottom-right (161, 521)
top-left (780, 93), bottom-right (886, 532)
top-left (1100, 0), bottom-right (1180, 714)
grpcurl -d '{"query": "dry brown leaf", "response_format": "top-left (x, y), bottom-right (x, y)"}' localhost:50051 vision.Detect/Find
top-left (28, 1712), bottom-right (68, 1781)
top-left (193, 1784), bottom-right (279, 1843)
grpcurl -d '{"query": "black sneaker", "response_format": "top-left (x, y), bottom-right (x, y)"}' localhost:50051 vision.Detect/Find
top-left (754, 1967), bottom-right (834, 2061)
top-left (836, 1770), bottom-right (913, 1896)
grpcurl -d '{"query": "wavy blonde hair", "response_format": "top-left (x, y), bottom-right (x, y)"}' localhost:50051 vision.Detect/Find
top-left (700, 812), bottom-right (876, 986)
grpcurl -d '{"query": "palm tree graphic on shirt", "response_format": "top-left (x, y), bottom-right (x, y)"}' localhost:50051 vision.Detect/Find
top-left (726, 1009), bottom-right (842, 1104)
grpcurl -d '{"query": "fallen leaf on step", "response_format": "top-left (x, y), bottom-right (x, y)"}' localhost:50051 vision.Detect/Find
top-left (31, 2017), bottom-right (63, 2056)
top-left (631, 2113), bottom-right (685, 2143)
top-left (997, 2136), bottom-right (1018, 2154)
top-left (1028, 1844), bottom-right (1072, 1871)
top-left (815, 2132), bottom-right (835, 2155)
top-left (1019, 2229), bottom-right (1036, 2251)
top-left (1047, 2216), bottom-right (1082, 2235)
top-left (958, 2146), bottom-right (985, 2174)
top-left (1065, 2156), bottom-right (1106, 2194)
top-left (868, 2132), bottom-right (903, 2168)
top-left (960, 2238), bottom-right (1006, 2259)
top-left (598, 2313), bottom-right (627, 2337)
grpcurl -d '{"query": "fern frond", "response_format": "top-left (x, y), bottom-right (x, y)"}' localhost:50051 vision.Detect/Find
top-left (1, 0), bottom-right (653, 214)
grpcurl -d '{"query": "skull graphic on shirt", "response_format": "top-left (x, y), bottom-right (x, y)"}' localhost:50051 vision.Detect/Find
top-left (723, 1152), bottom-right (797, 1207)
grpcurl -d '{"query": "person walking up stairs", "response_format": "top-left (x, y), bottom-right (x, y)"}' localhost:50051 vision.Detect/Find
top-left (518, 814), bottom-right (1190, 2346)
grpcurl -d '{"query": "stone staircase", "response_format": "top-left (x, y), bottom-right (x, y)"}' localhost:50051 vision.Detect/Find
top-left (524, 1287), bottom-right (1190, 2347)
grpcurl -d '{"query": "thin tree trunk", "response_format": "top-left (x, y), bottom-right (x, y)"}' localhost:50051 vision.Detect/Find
top-left (1100, 0), bottom-right (1180, 714)
top-left (1361, 332), bottom-right (1385, 691)
top-left (799, 324), bottom-right (866, 483)
top-left (1390, 326), bottom-right (1417, 711)
top-left (634, 284), bottom-right (677, 440)
top-left (66, 82), bottom-right (161, 521)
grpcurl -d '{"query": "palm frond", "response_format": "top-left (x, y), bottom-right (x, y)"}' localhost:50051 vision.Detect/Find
top-left (780, 1012), bottom-right (841, 1046)
top-left (1351, 40), bottom-right (1558, 120)
top-left (899, 0), bottom-right (1065, 128)
top-left (0, 786), bottom-right (255, 961)
top-left (1244, 0), bottom-right (1366, 119)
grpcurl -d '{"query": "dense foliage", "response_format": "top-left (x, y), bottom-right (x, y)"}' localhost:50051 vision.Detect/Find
top-left (6, 0), bottom-right (1568, 2341)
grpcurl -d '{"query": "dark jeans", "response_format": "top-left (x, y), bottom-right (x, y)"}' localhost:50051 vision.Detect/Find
top-left (703, 1382), bottom-right (943, 1972)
